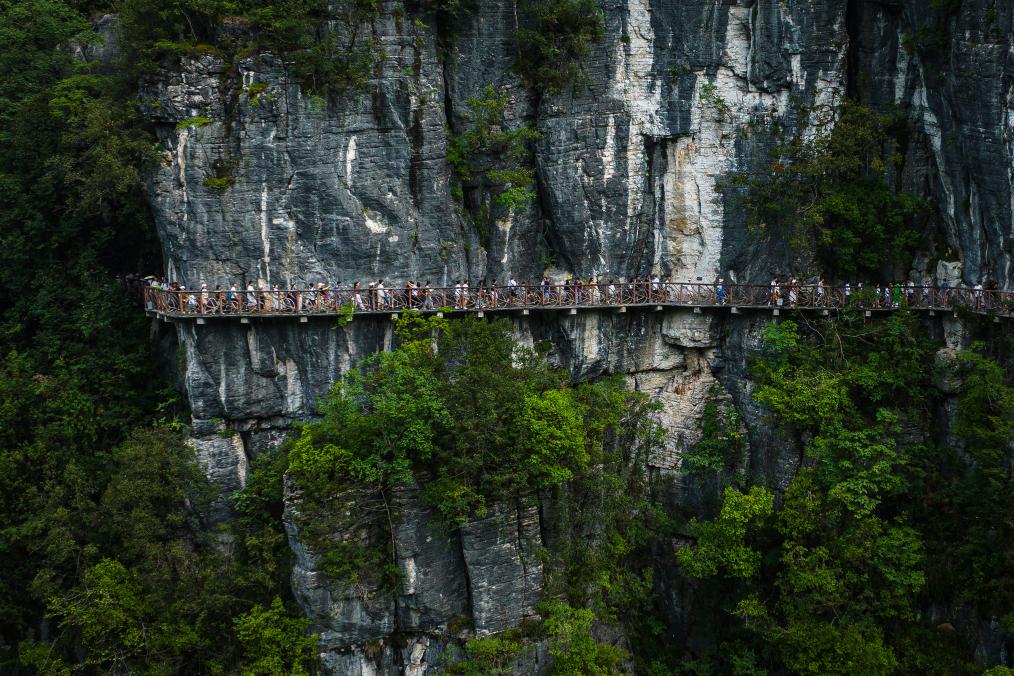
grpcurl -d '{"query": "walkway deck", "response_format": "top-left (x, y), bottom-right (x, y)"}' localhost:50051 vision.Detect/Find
top-left (142, 283), bottom-right (1013, 322)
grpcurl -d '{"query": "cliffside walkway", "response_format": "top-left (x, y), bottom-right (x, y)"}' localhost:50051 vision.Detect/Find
top-left (142, 283), bottom-right (1013, 322)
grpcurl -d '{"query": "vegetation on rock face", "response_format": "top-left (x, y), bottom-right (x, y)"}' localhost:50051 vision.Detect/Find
top-left (286, 315), bottom-right (650, 559)
top-left (283, 314), bottom-right (672, 673)
top-left (116, 0), bottom-right (385, 95)
top-left (447, 85), bottom-right (541, 244)
top-left (732, 99), bottom-right (928, 276)
top-left (515, 0), bottom-right (606, 94)
top-left (676, 312), bottom-right (1014, 673)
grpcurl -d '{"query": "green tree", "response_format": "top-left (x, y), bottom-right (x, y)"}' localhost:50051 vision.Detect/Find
top-left (733, 100), bottom-right (927, 275)
top-left (677, 314), bottom-right (941, 672)
top-left (235, 597), bottom-right (317, 676)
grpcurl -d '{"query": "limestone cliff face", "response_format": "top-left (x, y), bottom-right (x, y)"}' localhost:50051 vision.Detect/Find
top-left (140, 0), bottom-right (1014, 672)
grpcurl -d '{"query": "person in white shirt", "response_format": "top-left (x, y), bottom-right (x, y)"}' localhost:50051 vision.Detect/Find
top-left (508, 276), bottom-right (518, 305)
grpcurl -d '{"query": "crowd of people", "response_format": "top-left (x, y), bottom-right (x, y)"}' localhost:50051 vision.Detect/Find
top-left (144, 274), bottom-right (730, 314)
top-left (141, 273), bottom-right (1009, 315)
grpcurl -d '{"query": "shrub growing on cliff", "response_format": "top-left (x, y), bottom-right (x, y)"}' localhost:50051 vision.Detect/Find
top-left (731, 100), bottom-right (927, 275)
top-left (515, 0), bottom-right (606, 93)
top-left (447, 85), bottom-right (540, 244)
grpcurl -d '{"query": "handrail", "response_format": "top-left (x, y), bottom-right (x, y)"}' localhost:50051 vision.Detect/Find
top-left (140, 283), bottom-right (1014, 319)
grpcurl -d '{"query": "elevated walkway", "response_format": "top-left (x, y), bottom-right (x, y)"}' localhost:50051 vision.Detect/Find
top-left (142, 283), bottom-right (1013, 323)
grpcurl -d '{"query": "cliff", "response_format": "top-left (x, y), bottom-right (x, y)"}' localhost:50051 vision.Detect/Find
top-left (137, 0), bottom-right (1014, 672)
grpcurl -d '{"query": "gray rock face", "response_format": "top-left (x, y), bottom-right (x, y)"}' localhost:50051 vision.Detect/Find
top-left (138, 0), bottom-right (1014, 671)
top-left (459, 498), bottom-right (544, 636)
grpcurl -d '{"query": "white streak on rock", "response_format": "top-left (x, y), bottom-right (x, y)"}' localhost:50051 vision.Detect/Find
top-left (345, 136), bottom-right (357, 188)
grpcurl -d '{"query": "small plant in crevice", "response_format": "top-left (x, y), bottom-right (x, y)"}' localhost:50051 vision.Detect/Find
top-left (244, 81), bottom-right (272, 106)
top-left (203, 156), bottom-right (239, 191)
top-left (699, 80), bottom-right (731, 120)
top-left (175, 115), bottom-right (212, 130)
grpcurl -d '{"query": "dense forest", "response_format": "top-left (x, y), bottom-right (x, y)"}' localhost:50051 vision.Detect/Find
top-left (1, 0), bottom-right (1013, 674)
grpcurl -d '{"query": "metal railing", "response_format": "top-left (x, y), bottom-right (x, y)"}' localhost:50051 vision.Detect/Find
top-left (141, 283), bottom-right (1014, 319)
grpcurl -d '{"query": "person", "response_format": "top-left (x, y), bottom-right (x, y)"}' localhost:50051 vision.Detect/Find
top-left (817, 276), bottom-right (825, 306)
top-left (769, 276), bottom-right (779, 306)
top-left (787, 278), bottom-right (798, 307)
top-left (490, 280), bottom-right (499, 308)
top-left (199, 282), bottom-right (209, 313)
top-left (462, 279), bottom-right (470, 308)
top-left (844, 281), bottom-right (851, 304)
top-left (246, 282), bottom-right (257, 311)
top-left (684, 277), bottom-right (696, 303)
top-left (650, 274), bottom-right (660, 301)
top-left (508, 275), bottom-right (518, 305)
top-left (715, 278), bottom-right (726, 305)
top-left (882, 283), bottom-right (891, 308)
top-left (973, 279), bottom-right (983, 309)
top-left (353, 281), bottom-right (365, 310)
top-left (423, 281), bottom-right (433, 310)
top-left (892, 281), bottom-right (902, 308)
top-left (541, 276), bottom-right (551, 304)
top-left (227, 282), bottom-right (238, 312)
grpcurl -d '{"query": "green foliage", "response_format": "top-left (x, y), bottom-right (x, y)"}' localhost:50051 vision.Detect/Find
top-left (543, 601), bottom-right (626, 675)
top-left (12, 424), bottom-right (312, 673)
top-left (444, 631), bottom-right (525, 675)
top-left (116, 0), bottom-right (385, 95)
top-left (234, 597), bottom-right (317, 675)
top-left (676, 313), bottom-right (971, 672)
top-left (732, 100), bottom-right (927, 274)
top-left (677, 487), bottom-right (774, 579)
top-left (682, 387), bottom-right (746, 476)
top-left (0, 4), bottom-right (174, 666)
top-left (699, 81), bottom-right (731, 119)
top-left (447, 85), bottom-right (540, 243)
top-left (202, 175), bottom-right (236, 190)
top-left (285, 313), bottom-right (673, 656)
top-left (910, 343), bottom-right (1014, 619)
top-left (289, 316), bottom-right (599, 527)
top-left (175, 115), bottom-right (212, 129)
top-left (515, 0), bottom-right (606, 93)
